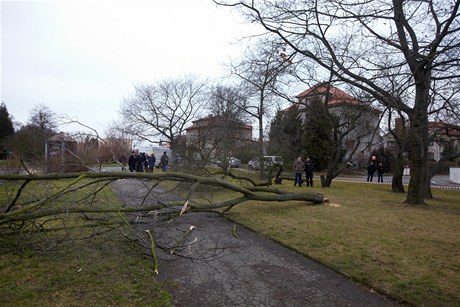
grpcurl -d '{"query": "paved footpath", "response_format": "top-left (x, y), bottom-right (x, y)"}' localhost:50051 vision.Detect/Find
top-left (154, 212), bottom-right (400, 307)
top-left (112, 178), bottom-right (400, 307)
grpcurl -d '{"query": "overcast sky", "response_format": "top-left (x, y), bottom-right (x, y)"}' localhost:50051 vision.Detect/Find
top-left (1, 0), bottom-right (258, 134)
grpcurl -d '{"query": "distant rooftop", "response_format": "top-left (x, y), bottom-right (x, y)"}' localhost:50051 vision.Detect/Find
top-left (296, 82), bottom-right (361, 106)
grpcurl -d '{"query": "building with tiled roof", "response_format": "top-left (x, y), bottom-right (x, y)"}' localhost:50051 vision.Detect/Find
top-left (185, 114), bottom-right (253, 162)
top-left (186, 115), bottom-right (252, 137)
top-left (383, 120), bottom-right (460, 162)
top-left (296, 82), bottom-right (361, 106)
top-left (427, 122), bottom-right (460, 161)
top-left (293, 82), bottom-right (382, 166)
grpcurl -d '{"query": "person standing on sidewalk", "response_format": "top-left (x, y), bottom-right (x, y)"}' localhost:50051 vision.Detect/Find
top-left (367, 162), bottom-right (376, 182)
top-left (304, 157), bottom-right (314, 187)
top-left (377, 162), bottom-right (385, 183)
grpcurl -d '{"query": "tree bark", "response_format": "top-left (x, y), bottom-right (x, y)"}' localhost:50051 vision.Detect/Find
top-left (391, 150), bottom-right (405, 193)
top-left (405, 77), bottom-right (430, 205)
top-left (392, 163), bottom-right (405, 193)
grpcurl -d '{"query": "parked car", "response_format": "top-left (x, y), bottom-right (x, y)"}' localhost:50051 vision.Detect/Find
top-left (228, 157), bottom-right (241, 168)
top-left (248, 158), bottom-right (261, 170)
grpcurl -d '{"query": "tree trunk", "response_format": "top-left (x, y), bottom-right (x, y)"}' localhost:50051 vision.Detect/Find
top-left (392, 170), bottom-right (405, 193)
top-left (405, 122), bottom-right (428, 205)
top-left (0, 172), bottom-right (325, 226)
top-left (405, 75), bottom-right (430, 205)
top-left (320, 175), bottom-right (331, 187)
top-left (322, 158), bottom-right (342, 188)
top-left (321, 137), bottom-right (344, 187)
top-left (391, 151), bottom-right (405, 193)
top-left (425, 179), bottom-right (433, 199)
top-left (258, 96), bottom-right (266, 179)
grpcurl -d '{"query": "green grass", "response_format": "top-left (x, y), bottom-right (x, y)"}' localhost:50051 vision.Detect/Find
top-left (1, 174), bottom-right (459, 306)
top-left (225, 179), bottom-right (460, 306)
top-left (0, 179), bottom-right (171, 307)
top-left (0, 234), bottom-right (171, 306)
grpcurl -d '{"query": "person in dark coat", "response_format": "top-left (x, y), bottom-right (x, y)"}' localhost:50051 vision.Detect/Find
top-left (377, 162), bottom-right (385, 183)
top-left (136, 152), bottom-right (145, 172)
top-left (304, 157), bottom-right (314, 187)
top-left (147, 153), bottom-right (156, 173)
top-left (367, 162), bottom-right (376, 182)
top-left (160, 151), bottom-right (169, 172)
top-left (128, 151), bottom-right (136, 172)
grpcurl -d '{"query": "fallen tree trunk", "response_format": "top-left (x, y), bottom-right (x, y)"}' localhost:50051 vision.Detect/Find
top-left (0, 172), bottom-right (324, 226)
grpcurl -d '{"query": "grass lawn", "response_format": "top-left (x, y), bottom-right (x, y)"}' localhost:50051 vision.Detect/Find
top-left (1, 173), bottom-right (458, 306)
top-left (0, 233), bottom-right (171, 307)
top-left (0, 179), bottom-right (171, 307)
top-left (225, 178), bottom-right (460, 306)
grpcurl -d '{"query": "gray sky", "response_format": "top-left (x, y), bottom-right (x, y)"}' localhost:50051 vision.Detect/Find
top-left (1, 0), bottom-right (256, 134)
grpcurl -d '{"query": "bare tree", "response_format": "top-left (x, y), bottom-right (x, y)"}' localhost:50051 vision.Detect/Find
top-left (0, 171), bottom-right (324, 267)
top-left (101, 120), bottom-right (133, 165)
top-left (120, 76), bottom-right (208, 152)
top-left (229, 38), bottom-right (296, 176)
top-left (28, 103), bottom-right (57, 132)
top-left (1, 172), bottom-right (324, 218)
top-left (208, 85), bottom-right (247, 122)
top-left (40, 118), bottom-right (134, 172)
top-left (203, 85), bottom-right (253, 166)
top-left (216, 0), bottom-right (460, 205)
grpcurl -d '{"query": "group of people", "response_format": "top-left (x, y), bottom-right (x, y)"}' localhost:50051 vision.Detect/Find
top-left (128, 150), bottom-right (156, 173)
top-left (367, 161), bottom-right (385, 182)
top-left (292, 156), bottom-right (315, 187)
top-left (128, 150), bottom-right (170, 173)
top-left (291, 156), bottom-right (385, 185)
